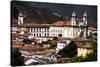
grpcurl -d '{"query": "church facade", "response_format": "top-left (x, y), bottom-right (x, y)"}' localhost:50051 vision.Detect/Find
top-left (49, 11), bottom-right (88, 38)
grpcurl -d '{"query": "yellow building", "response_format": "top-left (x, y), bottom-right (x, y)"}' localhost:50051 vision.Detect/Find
top-left (77, 43), bottom-right (93, 57)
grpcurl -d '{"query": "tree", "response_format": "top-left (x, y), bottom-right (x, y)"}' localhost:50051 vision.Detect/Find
top-left (71, 53), bottom-right (97, 62)
top-left (90, 39), bottom-right (97, 53)
top-left (90, 39), bottom-right (97, 61)
top-left (71, 40), bottom-right (97, 62)
top-left (11, 48), bottom-right (24, 66)
top-left (58, 41), bottom-right (77, 57)
top-left (70, 56), bottom-right (83, 62)
top-left (49, 37), bottom-right (58, 49)
top-left (23, 39), bottom-right (33, 44)
top-left (53, 37), bottom-right (58, 40)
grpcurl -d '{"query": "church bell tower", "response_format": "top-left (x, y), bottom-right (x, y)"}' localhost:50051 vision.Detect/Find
top-left (18, 12), bottom-right (23, 26)
top-left (83, 11), bottom-right (88, 37)
top-left (71, 11), bottom-right (76, 26)
top-left (83, 11), bottom-right (87, 26)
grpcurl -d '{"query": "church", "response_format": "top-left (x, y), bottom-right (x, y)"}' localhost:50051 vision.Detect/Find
top-left (49, 11), bottom-right (88, 38)
top-left (12, 11), bottom-right (88, 41)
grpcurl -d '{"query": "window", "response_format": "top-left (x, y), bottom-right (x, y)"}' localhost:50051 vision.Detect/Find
top-left (34, 34), bottom-right (35, 37)
top-left (36, 28), bottom-right (38, 32)
top-left (37, 34), bottom-right (38, 37)
top-left (45, 33), bottom-right (46, 37)
top-left (47, 33), bottom-right (49, 36)
top-left (34, 28), bottom-right (36, 32)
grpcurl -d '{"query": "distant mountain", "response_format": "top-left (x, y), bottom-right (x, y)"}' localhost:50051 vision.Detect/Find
top-left (11, 1), bottom-right (97, 27)
top-left (11, 1), bottom-right (65, 26)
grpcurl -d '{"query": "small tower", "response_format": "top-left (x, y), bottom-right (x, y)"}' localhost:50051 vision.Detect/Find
top-left (70, 11), bottom-right (77, 38)
top-left (18, 12), bottom-right (23, 26)
top-left (71, 11), bottom-right (76, 26)
top-left (83, 11), bottom-right (88, 37)
top-left (83, 11), bottom-right (87, 26)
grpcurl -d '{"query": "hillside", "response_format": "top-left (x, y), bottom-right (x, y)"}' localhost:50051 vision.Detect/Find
top-left (11, 1), bottom-right (64, 26)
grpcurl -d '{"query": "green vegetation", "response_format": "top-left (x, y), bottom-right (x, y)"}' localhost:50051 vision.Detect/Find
top-left (11, 48), bottom-right (24, 66)
top-left (58, 41), bottom-right (77, 57)
top-left (48, 37), bottom-right (58, 49)
top-left (23, 39), bottom-right (33, 44)
top-left (71, 39), bottom-right (97, 62)
top-left (71, 53), bottom-right (97, 62)
top-left (90, 39), bottom-right (97, 53)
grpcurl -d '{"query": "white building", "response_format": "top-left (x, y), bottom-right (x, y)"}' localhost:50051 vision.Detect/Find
top-left (18, 12), bottom-right (24, 26)
top-left (14, 11), bottom-right (88, 40)
top-left (49, 11), bottom-right (88, 38)
top-left (11, 12), bottom-right (26, 34)
top-left (23, 23), bottom-right (50, 37)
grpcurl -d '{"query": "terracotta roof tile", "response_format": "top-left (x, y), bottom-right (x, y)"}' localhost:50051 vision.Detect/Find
top-left (23, 23), bottom-right (51, 28)
top-left (64, 21), bottom-right (72, 26)
top-left (51, 21), bottom-right (65, 27)
top-left (88, 27), bottom-right (97, 31)
top-left (77, 43), bottom-right (93, 49)
top-left (14, 41), bottom-right (25, 45)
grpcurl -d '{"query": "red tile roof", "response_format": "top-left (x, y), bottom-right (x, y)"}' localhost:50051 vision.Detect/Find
top-left (23, 23), bottom-right (51, 28)
top-left (14, 41), bottom-right (25, 45)
top-left (51, 20), bottom-right (73, 27)
top-left (14, 33), bottom-right (32, 36)
top-left (13, 44), bottom-right (46, 52)
top-left (51, 21), bottom-right (65, 27)
top-left (64, 20), bottom-right (72, 26)
top-left (77, 43), bottom-right (93, 49)
top-left (88, 27), bottom-right (97, 31)
top-left (23, 20), bottom-right (75, 27)
top-left (28, 49), bottom-right (55, 56)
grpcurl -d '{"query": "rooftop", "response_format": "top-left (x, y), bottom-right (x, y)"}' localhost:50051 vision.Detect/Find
top-left (22, 19), bottom-right (78, 28)
top-left (88, 27), bottom-right (97, 31)
top-left (77, 43), bottom-right (93, 49)
top-left (13, 41), bottom-right (25, 45)
top-left (51, 21), bottom-right (65, 27)
top-left (23, 23), bottom-right (51, 28)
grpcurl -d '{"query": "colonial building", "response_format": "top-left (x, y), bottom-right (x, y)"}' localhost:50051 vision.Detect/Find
top-left (18, 12), bottom-right (24, 26)
top-left (23, 23), bottom-right (50, 37)
top-left (49, 11), bottom-right (88, 38)
top-left (11, 12), bottom-right (26, 34)
top-left (14, 11), bottom-right (88, 41)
